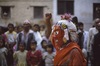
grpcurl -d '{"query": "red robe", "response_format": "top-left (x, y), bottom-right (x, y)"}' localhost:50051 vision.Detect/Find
top-left (54, 42), bottom-right (87, 66)
top-left (50, 25), bottom-right (86, 66)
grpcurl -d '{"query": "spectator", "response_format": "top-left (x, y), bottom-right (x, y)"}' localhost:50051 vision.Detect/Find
top-left (27, 40), bottom-right (42, 66)
top-left (0, 36), bottom-right (8, 66)
top-left (5, 23), bottom-right (17, 49)
top-left (32, 24), bottom-right (42, 50)
top-left (41, 39), bottom-right (48, 53)
top-left (77, 22), bottom-right (89, 58)
top-left (72, 16), bottom-right (78, 30)
top-left (17, 19), bottom-right (35, 50)
top-left (14, 25), bottom-right (23, 33)
top-left (5, 23), bottom-right (17, 66)
top-left (43, 44), bottom-right (55, 66)
top-left (0, 26), bottom-right (7, 47)
top-left (40, 25), bottom-right (46, 37)
top-left (87, 18), bottom-right (100, 66)
top-left (92, 21), bottom-right (100, 66)
top-left (13, 42), bottom-right (27, 66)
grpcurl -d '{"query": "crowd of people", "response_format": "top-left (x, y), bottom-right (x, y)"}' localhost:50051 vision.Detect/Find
top-left (0, 13), bottom-right (100, 66)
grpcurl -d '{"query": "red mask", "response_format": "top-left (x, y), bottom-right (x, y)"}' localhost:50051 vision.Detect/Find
top-left (51, 25), bottom-right (64, 50)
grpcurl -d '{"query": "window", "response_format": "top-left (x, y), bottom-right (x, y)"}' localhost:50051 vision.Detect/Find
top-left (1, 6), bottom-right (11, 19)
top-left (57, 0), bottom-right (74, 15)
top-left (34, 6), bottom-right (43, 19)
top-left (93, 3), bottom-right (100, 19)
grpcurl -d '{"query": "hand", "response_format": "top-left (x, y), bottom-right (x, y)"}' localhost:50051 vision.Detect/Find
top-left (45, 13), bottom-right (52, 20)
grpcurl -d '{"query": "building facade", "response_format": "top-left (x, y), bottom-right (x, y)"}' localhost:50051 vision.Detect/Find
top-left (0, 0), bottom-right (53, 26)
top-left (0, 0), bottom-right (100, 30)
top-left (53, 0), bottom-right (100, 30)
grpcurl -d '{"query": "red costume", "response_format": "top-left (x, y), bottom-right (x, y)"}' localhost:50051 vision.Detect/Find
top-left (50, 23), bottom-right (87, 66)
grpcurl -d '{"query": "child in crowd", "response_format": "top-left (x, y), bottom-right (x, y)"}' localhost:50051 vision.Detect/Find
top-left (41, 39), bottom-right (48, 53)
top-left (0, 37), bottom-right (8, 66)
top-left (40, 25), bottom-right (46, 37)
top-left (13, 42), bottom-right (27, 66)
top-left (40, 39), bottom-right (48, 66)
top-left (43, 44), bottom-right (55, 66)
top-left (27, 40), bottom-right (42, 66)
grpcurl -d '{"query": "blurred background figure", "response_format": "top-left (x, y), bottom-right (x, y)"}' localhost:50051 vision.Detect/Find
top-left (72, 16), bottom-right (79, 30)
top-left (5, 23), bottom-right (17, 66)
top-left (32, 24), bottom-right (43, 50)
top-left (13, 42), bottom-right (27, 66)
top-left (17, 19), bottom-right (35, 50)
top-left (42, 44), bottom-right (55, 66)
top-left (87, 18), bottom-right (100, 66)
top-left (92, 20), bottom-right (100, 66)
top-left (40, 25), bottom-right (46, 37)
top-left (0, 36), bottom-right (8, 66)
top-left (77, 22), bottom-right (89, 58)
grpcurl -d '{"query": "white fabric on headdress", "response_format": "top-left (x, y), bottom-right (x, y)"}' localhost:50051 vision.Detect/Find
top-left (57, 20), bottom-right (77, 31)
top-left (24, 19), bottom-right (30, 24)
top-left (56, 20), bottom-right (77, 41)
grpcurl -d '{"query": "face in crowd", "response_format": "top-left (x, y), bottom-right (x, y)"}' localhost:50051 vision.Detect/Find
top-left (23, 23), bottom-right (30, 32)
top-left (95, 18), bottom-right (100, 28)
top-left (8, 23), bottom-right (14, 33)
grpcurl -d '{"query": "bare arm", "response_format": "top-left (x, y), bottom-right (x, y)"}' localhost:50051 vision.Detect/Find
top-left (45, 13), bottom-right (52, 39)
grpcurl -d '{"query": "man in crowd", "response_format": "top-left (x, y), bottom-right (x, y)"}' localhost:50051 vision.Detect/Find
top-left (77, 22), bottom-right (89, 58)
top-left (17, 19), bottom-right (35, 50)
top-left (92, 20), bottom-right (100, 66)
top-left (87, 18), bottom-right (100, 66)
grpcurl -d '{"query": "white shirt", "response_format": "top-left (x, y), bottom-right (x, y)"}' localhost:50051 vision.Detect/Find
top-left (5, 31), bottom-right (17, 44)
top-left (33, 31), bottom-right (42, 50)
top-left (87, 27), bottom-right (98, 52)
top-left (83, 31), bottom-right (89, 50)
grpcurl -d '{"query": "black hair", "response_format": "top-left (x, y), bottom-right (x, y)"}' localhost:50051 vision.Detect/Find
top-left (8, 23), bottom-right (14, 27)
top-left (41, 40), bottom-right (47, 45)
top-left (19, 42), bottom-right (26, 47)
top-left (78, 22), bottom-right (84, 26)
top-left (30, 40), bottom-right (37, 45)
top-left (72, 16), bottom-right (78, 25)
top-left (7, 23), bottom-right (14, 29)
top-left (33, 24), bottom-right (40, 31)
top-left (47, 44), bottom-right (54, 52)
top-left (0, 36), bottom-right (5, 47)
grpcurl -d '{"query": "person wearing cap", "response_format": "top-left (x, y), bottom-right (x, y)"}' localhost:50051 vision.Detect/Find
top-left (17, 19), bottom-right (35, 50)
top-left (45, 13), bottom-right (86, 66)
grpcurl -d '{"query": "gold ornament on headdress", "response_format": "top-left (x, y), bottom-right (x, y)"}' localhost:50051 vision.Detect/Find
top-left (61, 23), bottom-right (68, 29)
